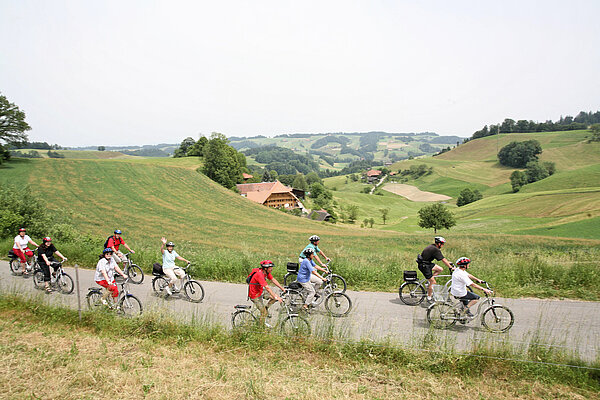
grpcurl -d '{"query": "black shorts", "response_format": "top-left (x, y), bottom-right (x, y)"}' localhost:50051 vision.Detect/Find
top-left (458, 291), bottom-right (480, 306)
top-left (418, 263), bottom-right (434, 279)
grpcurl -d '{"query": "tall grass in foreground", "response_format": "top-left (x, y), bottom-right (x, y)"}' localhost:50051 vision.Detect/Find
top-left (0, 291), bottom-right (598, 394)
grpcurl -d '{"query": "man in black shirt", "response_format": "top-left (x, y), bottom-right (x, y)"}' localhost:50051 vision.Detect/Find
top-left (37, 237), bottom-right (67, 293)
top-left (418, 236), bottom-right (453, 301)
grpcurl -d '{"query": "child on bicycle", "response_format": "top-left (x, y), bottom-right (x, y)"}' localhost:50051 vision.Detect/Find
top-left (450, 257), bottom-right (492, 318)
top-left (95, 248), bottom-right (127, 304)
top-left (299, 235), bottom-right (331, 270)
top-left (37, 237), bottom-right (67, 293)
top-left (160, 237), bottom-right (191, 295)
top-left (297, 248), bottom-right (327, 312)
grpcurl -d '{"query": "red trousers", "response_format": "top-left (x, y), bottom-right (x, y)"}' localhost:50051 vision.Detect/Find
top-left (96, 280), bottom-right (119, 298)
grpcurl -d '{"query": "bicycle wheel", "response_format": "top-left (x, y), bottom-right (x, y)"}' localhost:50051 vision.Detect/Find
top-left (329, 274), bottom-right (347, 293)
top-left (280, 315), bottom-right (311, 337)
top-left (9, 259), bottom-right (21, 275)
top-left (57, 273), bottom-right (74, 294)
top-left (127, 264), bottom-right (144, 284)
top-left (232, 310), bottom-right (257, 329)
top-left (283, 289), bottom-right (305, 313)
top-left (283, 272), bottom-right (297, 286)
top-left (426, 302), bottom-right (458, 329)
top-left (324, 292), bottom-right (352, 317)
top-left (183, 280), bottom-right (205, 303)
top-left (86, 291), bottom-right (103, 309)
top-left (481, 305), bottom-right (514, 333)
top-left (152, 276), bottom-right (169, 295)
top-left (119, 294), bottom-right (143, 317)
top-left (399, 282), bottom-right (426, 306)
top-left (33, 270), bottom-right (45, 289)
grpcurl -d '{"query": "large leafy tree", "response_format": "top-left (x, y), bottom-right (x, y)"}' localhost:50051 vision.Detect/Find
top-left (202, 133), bottom-right (243, 189)
top-left (417, 203), bottom-right (456, 233)
top-left (0, 93), bottom-right (31, 163)
top-left (456, 188), bottom-right (483, 207)
top-left (497, 140), bottom-right (542, 168)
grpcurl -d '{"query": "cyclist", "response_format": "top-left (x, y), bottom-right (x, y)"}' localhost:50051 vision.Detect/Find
top-left (450, 257), bottom-right (492, 319)
top-left (247, 260), bottom-right (284, 326)
top-left (297, 248), bottom-right (327, 312)
top-left (298, 235), bottom-right (331, 269)
top-left (37, 237), bottom-right (67, 293)
top-left (417, 236), bottom-right (453, 302)
top-left (106, 229), bottom-right (135, 268)
top-left (160, 237), bottom-right (191, 295)
top-left (94, 248), bottom-right (127, 304)
top-left (13, 228), bottom-right (39, 275)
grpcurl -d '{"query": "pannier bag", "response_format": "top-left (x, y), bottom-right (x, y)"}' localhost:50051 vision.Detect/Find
top-left (287, 262), bottom-right (299, 273)
top-left (7, 249), bottom-right (16, 259)
top-left (403, 270), bottom-right (418, 281)
top-left (152, 262), bottom-right (163, 275)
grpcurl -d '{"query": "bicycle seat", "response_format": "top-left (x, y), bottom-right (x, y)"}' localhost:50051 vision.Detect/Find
top-left (152, 272), bottom-right (165, 277)
top-left (288, 282), bottom-right (302, 290)
top-left (235, 305), bottom-right (251, 309)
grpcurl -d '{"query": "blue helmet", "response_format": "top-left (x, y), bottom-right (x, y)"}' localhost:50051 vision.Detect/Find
top-left (114, 229), bottom-right (122, 234)
top-left (103, 248), bottom-right (114, 254)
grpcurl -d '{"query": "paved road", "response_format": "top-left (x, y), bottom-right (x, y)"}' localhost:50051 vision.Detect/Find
top-left (1, 261), bottom-right (599, 361)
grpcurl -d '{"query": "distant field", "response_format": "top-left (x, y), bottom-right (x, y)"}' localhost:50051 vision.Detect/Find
top-left (10, 149), bottom-right (132, 159)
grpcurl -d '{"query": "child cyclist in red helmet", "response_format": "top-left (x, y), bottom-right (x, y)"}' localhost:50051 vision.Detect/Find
top-left (247, 260), bottom-right (285, 326)
top-left (450, 257), bottom-right (492, 319)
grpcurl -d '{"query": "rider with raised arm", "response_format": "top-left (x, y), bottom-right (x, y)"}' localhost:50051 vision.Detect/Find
top-left (37, 237), bottom-right (67, 293)
top-left (13, 228), bottom-right (39, 275)
top-left (297, 248), bottom-right (327, 312)
top-left (160, 237), bottom-right (190, 296)
top-left (107, 229), bottom-right (134, 268)
top-left (247, 260), bottom-right (284, 326)
top-left (417, 236), bottom-right (453, 302)
top-left (95, 248), bottom-right (127, 304)
top-left (450, 257), bottom-right (492, 319)
top-left (299, 235), bottom-right (330, 271)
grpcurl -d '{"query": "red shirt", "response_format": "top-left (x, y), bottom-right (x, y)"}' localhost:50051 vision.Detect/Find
top-left (107, 236), bottom-right (125, 251)
top-left (248, 268), bottom-right (273, 299)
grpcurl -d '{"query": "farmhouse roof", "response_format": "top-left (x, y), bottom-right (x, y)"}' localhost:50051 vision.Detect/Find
top-left (237, 180), bottom-right (299, 205)
top-left (366, 169), bottom-right (382, 177)
top-left (308, 209), bottom-right (332, 222)
top-left (242, 173), bottom-right (253, 179)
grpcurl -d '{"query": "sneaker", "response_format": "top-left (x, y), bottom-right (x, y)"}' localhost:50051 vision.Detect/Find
top-left (165, 286), bottom-right (172, 296)
top-left (101, 299), bottom-right (108, 305)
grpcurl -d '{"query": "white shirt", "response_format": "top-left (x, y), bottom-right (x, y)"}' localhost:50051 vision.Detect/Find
top-left (13, 235), bottom-right (31, 250)
top-left (450, 268), bottom-right (473, 297)
top-left (95, 257), bottom-right (118, 283)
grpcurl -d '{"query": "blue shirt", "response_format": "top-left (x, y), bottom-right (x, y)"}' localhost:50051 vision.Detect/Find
top-left (162, 249), bottom-right (179, 269)
top-left (297, 258), bottom-right (316, 283)
top-left (299, 243), bottom-right (320, 259)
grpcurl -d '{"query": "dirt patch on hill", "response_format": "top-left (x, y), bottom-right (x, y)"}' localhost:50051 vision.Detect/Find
top-left (383, 183), bottom-right (451, 202)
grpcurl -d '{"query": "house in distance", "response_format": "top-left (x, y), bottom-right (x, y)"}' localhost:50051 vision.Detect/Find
top-left (236, 180), bottom-right (304, 210)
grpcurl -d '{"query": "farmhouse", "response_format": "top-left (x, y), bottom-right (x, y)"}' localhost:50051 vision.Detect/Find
top-left (236, 180), bottom-right (302, 209)
top-left (242, 173), bottom-right (254, 182)
top-left (366, 169), bottom-right (382, 183)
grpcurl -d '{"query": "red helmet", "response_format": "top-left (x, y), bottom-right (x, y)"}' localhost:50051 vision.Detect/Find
top-left (43, 237), bottom-right (52, 243)
top-left (260, 260), bottom-right (274, 268)
top-left (19, 228), bottom-right (26, 232)
top-left (456, 257), bottom-right (471, 266)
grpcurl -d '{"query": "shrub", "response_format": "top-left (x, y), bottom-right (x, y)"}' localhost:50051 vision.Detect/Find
top-left (456, 188), bottom-right (483, 206)
top-left (497, 140), bottom-right (542, 168)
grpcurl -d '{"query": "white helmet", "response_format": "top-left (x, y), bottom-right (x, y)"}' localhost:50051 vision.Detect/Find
top-left (309, 235), bottom-right (320, 243)
top-left (434, 236), bottom-right (446, 244)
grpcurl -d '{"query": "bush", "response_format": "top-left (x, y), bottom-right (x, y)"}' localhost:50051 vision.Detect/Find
top-left (0, 183), bottom-right (52, 238)
top-left (497, 140), bottom-right (542, 168)
top-left (510, 171), bottom-right (527, 192)
top-left (456, 188), bottom-right (483, 206)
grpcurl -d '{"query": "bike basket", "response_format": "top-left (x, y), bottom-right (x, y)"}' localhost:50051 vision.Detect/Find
top-left (403, 270), bottom-right (418, 281)
top-left (286, 262), bottom-right (299, 273)
top-left (432, 284), bottom-right (449, 302)
top-left (152, 262), bottom-right (163, 276)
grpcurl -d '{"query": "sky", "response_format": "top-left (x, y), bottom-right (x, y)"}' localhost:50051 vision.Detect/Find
top-left (1, 0), bottom-right (599, 147)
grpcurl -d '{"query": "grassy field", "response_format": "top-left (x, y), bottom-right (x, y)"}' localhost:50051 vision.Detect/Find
top-left (2, 294), bottom-right (598, 400)
top-left (2, 157), bottom-right (600, 299)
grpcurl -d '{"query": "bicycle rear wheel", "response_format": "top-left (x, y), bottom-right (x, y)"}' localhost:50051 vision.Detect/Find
top-left (481, 305), bottom-right (514, 333)
top-left (127, 264), bottom-right (144, 284)
top-left (183, 280), bottom-right (205, 303)
top-left (119, 294), bottom-right (143, 317)
top-left (324, 292), bottom-right (352, 317)
top-left (33, 270), bottom-right (45, 289)
top-left (152, 276), bottom-right (169, 296)
top-left (399, 282), bottom-right (426, 306)
top-left (280, 315), bottom-right (310, 337)
top-left (57, 273), bottom-right (74, 294)
top-left (283, 272), bottom-right (297, 286)
top-left (9, 259), bottom-right (21, 275)
top-left (232, 310), bottom-right (257, 329)
top-left (426, 302), bottom-right (458, 329)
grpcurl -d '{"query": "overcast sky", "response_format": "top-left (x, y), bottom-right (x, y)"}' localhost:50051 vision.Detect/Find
top-left (1, 1), bottom-right (599, 146)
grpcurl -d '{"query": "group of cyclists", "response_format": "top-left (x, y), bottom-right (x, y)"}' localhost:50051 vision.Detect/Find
top-left (11, 227), bottom-right (492, 321)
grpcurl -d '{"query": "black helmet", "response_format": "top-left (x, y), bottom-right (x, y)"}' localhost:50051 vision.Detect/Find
top-left (303, 248), bottom-right (315, 257)
top-left (166, 241), bottom-right (175, 247)
top-left (309, 235), bottom-right (320, 243)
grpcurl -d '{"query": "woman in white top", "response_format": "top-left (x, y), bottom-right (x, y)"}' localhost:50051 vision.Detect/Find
top-left (160, 237), bottom-right (190, 296)
top-left (13, 228), bottom-right (39, 275)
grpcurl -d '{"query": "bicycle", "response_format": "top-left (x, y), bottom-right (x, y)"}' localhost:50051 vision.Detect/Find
top-left (151, 263), bottom-right (205, 303)
top-left (120, 252), bottom-right (144, 284)
top-left (284, 273), bottom-right (353, 317)
top-left (426, 281), bottom-right (515, 333)
top-left (231, 293), bottom-right (311, 336)
top-left (32, 260), bottom-right (74, 294)
top-left (283, 261), bottom-right (347, 293)
top-left (86, 276), bottom-right (143, 317)
top-left (8, 248), bottom-right (38, 276)
top-left (398, 270), bottom-right (452, 306)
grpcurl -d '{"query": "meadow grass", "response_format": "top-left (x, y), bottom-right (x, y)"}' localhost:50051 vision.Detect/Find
top-left (1, 292), bottom-right (599, 400)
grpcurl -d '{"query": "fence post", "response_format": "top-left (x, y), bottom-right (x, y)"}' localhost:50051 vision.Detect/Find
top-left (75, 263), bottom-right (82, 321)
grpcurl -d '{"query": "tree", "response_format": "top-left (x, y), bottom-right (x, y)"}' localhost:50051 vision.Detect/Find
top-left (187, 136), bottom-right (208, 156)
top-left (379, 208), bottom-right (390, 225)
top-left (97, 146), bottom-right (105, 151)
top-left (497, 140), bottom-right (542, 168)
top-left (456, 188), bottom-right (483, 207)
top-left (261, 169), bottom-right (273, 182)
top-left (292, 174), bottom-right (308, 191)
top-left (417, 203), bottom-right (456, 233)
top-left (47, 150), bottom-right (64, 159)
top-left (588, 124), bottom-right (600, 142)
top-left (202, 133), bottom-right (243, 189)
top-left (525, 161), bottom-right (549, 183)
top-left (0, 93), bottom-right (31, 145)
top-left (510, 170), bottom-right (527, 192)
top-left (347, 205), bottom-right (359, 224)
top-left (368, 218), bottom-right (375, 228)
top-left (305, 171), bottom-right (321, 186)
top-left (173, 137), bottom-right (196, 158)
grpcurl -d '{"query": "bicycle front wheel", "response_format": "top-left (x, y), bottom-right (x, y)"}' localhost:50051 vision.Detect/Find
top-left (119, 294), bottom-right (143, 317)
top-left (399, 282), bottom-right (426, 306)
top-left (183, 280), bottom-right (205, 303)
top-left (127, 264), bottom-right (144, 284)
top-left (280, 315), bottom-right (311, 337)
top-left (33, 270), bottom-right (45, 289)
top-left (481, 305), bottom-right (514, 333)
top-left (324, 292), bottom-right (352, 317)
top-left (329, 274), bottom-right (347, 293)
top-left (426, 302), bottom-right (458, 329)
top-left (283, 272), bottom-right (297, 286)
top-left (57, 273), bottom-right (74, 294)
top-left (232, 310), bottom-right (257, 329)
